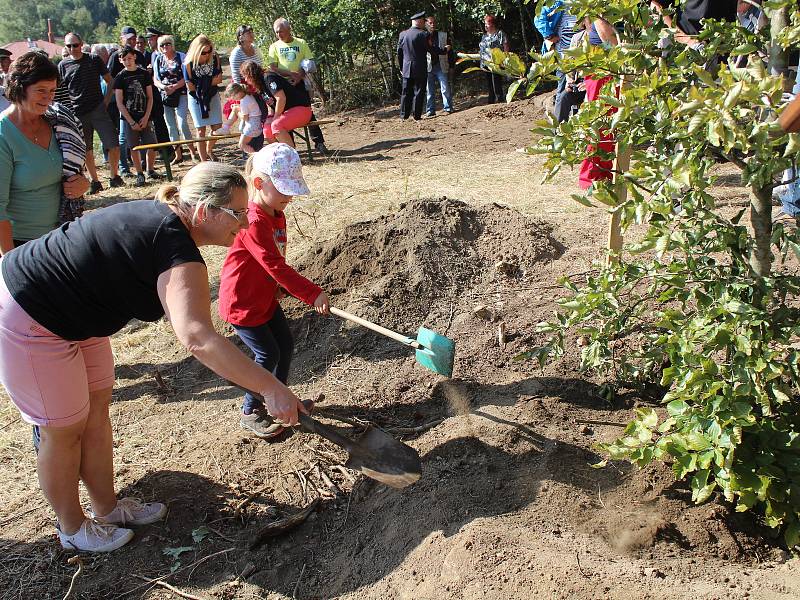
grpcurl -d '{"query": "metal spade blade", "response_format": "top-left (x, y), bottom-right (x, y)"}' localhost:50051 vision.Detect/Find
top-left (299, 414), bottom-right (421, 488)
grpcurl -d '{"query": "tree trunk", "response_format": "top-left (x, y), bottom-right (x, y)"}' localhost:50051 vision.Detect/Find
top-left (516, 0), bottom-right (530, 59)
top-left (749, 186), bottom-right (773, 278)
top-left (749, 6), bottom-right (789, 279)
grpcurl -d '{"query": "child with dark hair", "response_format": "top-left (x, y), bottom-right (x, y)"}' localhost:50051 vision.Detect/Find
top-left (113, 47), bottom-right (159, 186)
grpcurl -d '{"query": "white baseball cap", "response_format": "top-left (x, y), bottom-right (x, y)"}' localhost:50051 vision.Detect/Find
top-left (251, 143), bottom-right (310, 196)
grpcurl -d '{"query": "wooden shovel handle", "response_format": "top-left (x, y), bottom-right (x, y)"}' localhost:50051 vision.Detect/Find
top-left (330, 307), bottom-right (420, 349)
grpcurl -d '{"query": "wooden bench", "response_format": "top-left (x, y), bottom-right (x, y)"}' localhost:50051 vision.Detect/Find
top-left (294, 119), bottom-right (335, 161)
top-left (133, 119), bottom-right (335, 181)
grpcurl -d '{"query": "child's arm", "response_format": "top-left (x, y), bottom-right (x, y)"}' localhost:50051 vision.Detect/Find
top-left (240, 220), bottom-right (323, 307)
top-left (142, 83), bottom-right (153, 126)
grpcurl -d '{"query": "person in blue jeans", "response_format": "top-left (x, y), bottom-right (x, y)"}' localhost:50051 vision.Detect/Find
top-left (425, 16), bottom-right (453, 116)
top-left (534, 1), bottom-right (579, 123)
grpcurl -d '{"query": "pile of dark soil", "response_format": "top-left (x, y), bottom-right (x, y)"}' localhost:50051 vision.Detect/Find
top-left (296, 196), bottom-right (562, 332)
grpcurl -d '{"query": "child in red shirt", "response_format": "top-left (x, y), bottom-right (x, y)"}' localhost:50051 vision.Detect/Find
top-left (218, 143), bottom-right (330, 439)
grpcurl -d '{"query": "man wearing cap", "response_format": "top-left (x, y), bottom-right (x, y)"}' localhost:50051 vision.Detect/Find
top-left (145, 27), bottom-right (164, 68)
top-left (397, 11), bottom-right (444, 121)
top-left (267, 18), bottom-right (329, 156)
top-left (59, 32), bottom-right (123, 193)
top-left (0, 49), bottom-right (11, 112)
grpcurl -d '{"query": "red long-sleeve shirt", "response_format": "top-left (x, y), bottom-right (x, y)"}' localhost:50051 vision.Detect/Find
top-left (218, 202), bottom-right (322, 327)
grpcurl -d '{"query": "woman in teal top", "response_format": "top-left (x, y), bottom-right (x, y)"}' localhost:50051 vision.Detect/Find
top-left (0, 52), bottom-right (88, 253)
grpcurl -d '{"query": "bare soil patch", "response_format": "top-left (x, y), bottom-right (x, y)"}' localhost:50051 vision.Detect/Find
top-left (1, 94), bottom-right (799, 600)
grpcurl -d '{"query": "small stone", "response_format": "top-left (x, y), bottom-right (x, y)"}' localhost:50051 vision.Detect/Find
top-left (576, 335), bottom-right (590, 347)
top-left (581, 425), bottom-right (594, 435)
top-left (473, 304), bottom-right (493, 321)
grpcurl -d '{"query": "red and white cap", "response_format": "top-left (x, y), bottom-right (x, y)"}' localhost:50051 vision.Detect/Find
top-left (251, 143), bottom-right (310, 196)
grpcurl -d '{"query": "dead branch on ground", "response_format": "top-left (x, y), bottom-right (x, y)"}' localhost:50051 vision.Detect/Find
top-left (249, 498), bottom-right (321, 550)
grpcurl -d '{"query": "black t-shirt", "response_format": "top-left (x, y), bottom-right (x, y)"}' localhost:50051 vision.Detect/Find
top-left (107, 47), bottom-right (148, 77)
top-left (265, 73), bottom-right (310, 110)
top-left (1, 200), bottom-right (204, 341)
top-left (58, 53), bottom-right (108, 116)
top-left (114, 68), bottom-right (153, 121)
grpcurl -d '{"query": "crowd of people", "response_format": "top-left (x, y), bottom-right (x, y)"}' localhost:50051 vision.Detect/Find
top-left (0, 1), bottom-right (798, 557)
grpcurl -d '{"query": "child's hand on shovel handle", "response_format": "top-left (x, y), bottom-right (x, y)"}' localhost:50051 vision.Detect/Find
top-left (262, 384), bottom-right (309, 426)
top-left (313, 291), bottom-right (330, 315)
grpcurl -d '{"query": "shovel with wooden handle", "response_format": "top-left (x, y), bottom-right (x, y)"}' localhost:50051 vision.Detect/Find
top-left (233, 385), bottom-right (422, 488)
top-left (298, 412), bottom-right (422, 488)
top-left (330, 307), bottom-right (455, 378)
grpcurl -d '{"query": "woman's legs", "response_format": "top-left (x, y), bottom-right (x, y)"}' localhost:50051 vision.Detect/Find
top-left (196, 126), bottom-right (208, 160)
top-left (207, 124), bottom-right (222, 158)
top-left (177, 96), bottom-right (198, 160)
top-left (37, 418), bottom-right (89, 534)
top-left (79, 386), bottom-right (117, 518)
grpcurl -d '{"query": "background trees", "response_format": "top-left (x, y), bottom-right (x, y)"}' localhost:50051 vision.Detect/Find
top-left (0, 0), bottom-right (118, 44)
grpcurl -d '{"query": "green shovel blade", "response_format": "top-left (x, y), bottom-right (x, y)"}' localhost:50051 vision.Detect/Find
top-left (415, 327), bottom-right (455, 378)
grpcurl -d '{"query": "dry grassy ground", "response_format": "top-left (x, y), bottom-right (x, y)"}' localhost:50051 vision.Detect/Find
top-left (1, 94), bottom-right (800, 599)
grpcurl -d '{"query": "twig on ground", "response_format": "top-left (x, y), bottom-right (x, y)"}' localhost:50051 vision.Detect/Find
top-left (291, 211), bottom-right (310, 240)
top-left (152, 369), bottom-right (170, 394)
top-left (234, 485), bottom-right (271, 520)
top-left (575, 418), bottom-right (627, 428)
top-left (249, 498), bottom-right (321, 550)
top-left (330, 465), bottom-right (356, 484)
top-left (292, 563), bottom-right (307, 599)
top-left (387, 418), bottom-right (444, 434)
top-left (316, 412), bottom-right (373, 429)
top-left (62, 556), bottom-right (83, 600)
top-left (303, 442), bottom-right (342, 463)
top-left (576, 550), bottom-right (590, 578)
top-left (205, 525), bottom-right (238, 543)
top-left (0, 503), bottom-right (45, 527)
top-left (132, 575), bottom-right (207, 600)
top-left (338, 479), bottom-right (359, 531)
top-left (0, 416), bottom-right (19, 431)
top-left (122, 548), bottom-right (235, 596)
top-left (317, 464), bottom-right (342, 496)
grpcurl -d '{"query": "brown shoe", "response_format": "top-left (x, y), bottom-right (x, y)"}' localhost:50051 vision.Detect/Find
top-left (240, 408), bottom-right (285, 439)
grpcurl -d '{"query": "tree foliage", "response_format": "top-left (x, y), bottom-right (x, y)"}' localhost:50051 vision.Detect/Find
top-left (0, 0), bottom-right (118, 44)
top-left (485, 0), bottom-right (800, 547)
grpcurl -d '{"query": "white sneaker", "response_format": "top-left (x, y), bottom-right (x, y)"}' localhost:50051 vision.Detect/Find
top-left (93, 497), bottom-right (167, 526)
top-left (58, 518), bottom-right (134, 552)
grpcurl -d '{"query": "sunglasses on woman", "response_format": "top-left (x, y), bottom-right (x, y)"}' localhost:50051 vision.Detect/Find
top-left (201, 49), bottom-right (212, 55)
top-left (160, 42), bottom-right (172, 47)
top-left (212, 205), bottom-right (248, 221)
top-left (65, 43), bottom-right (81, 49)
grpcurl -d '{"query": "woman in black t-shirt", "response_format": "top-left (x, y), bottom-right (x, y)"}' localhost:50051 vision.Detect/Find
top-left (0, 162), bottom-right (308, 553)
top-left (240, 60), bottom-right (311, 148)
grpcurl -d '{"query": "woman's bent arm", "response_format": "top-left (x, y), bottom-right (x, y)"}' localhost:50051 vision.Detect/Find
top-left (157, 261), bottom-right (306, 424)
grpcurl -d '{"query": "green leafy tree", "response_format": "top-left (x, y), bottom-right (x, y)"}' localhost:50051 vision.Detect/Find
top-left (482, 0), bottom-right (800, 546)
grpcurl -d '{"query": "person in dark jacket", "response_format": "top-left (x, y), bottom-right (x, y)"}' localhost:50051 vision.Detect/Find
top-left (397, 11), bottom-right (444, 121)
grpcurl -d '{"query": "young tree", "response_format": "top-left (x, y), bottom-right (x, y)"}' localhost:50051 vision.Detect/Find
top-left (500, 0), bottom-right (800, 546)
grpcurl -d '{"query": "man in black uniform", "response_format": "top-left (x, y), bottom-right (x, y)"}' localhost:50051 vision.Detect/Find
top-left (397, 11), bottom-right (442, 121)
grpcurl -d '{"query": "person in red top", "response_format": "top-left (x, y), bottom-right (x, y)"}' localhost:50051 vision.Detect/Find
top-left (218, 143), bottom-right (329, 438)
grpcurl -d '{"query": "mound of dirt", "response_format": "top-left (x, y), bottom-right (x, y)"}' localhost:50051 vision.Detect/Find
top-left (296, 197), bottom-right (562, 332)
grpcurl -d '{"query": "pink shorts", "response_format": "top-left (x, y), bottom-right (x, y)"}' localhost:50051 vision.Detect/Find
top-left (264, 106), bottom-right (312, 139)
top-left (0, 269), bottom-right (114, 427)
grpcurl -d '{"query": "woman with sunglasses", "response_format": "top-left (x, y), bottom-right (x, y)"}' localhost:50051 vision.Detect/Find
top-left (184, 34), bottom-right (223, 161)
top-left (0, 161), bottom-right (308, 553)
top-left (153, 35), bottom-right (198, 164)
top-left (230, 25), bottom-right (263, 85)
